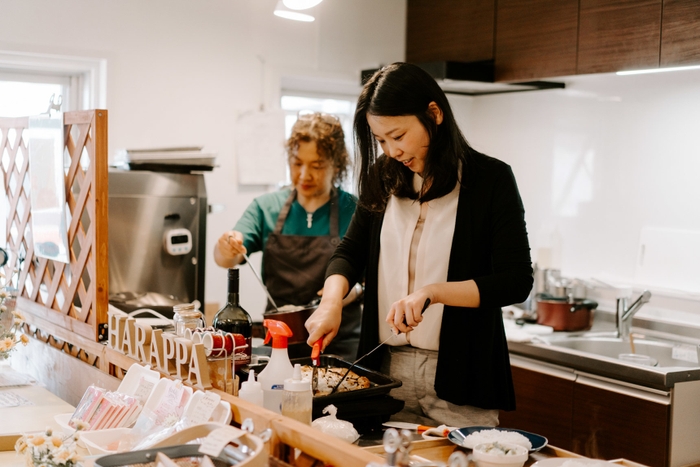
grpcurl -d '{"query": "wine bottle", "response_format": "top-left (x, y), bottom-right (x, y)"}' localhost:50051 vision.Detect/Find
top-left (213, 268), bottom-right (253, 365)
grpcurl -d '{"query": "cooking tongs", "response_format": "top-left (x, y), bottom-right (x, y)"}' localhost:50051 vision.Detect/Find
top-left (330, 298), bottom-right (431, 394)
top-left (241, 251), bottom-right (279, 312)
top-left (311, 338), bottom-right (323, 394)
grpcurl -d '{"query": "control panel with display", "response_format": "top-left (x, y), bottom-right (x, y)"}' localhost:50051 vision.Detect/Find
top-left (163, 228), bottom-right (193, 256)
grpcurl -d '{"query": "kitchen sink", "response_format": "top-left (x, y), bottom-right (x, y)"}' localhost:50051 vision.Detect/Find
top-left (507, 328), bottom-right (700, 389)
top-left (545, 335), bottom-right (700, 368)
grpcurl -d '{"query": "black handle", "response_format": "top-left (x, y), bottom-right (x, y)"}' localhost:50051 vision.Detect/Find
top-left (402, 298), bottom-right (432, 325)
top-left (569, 300), bottom-right (599, 313)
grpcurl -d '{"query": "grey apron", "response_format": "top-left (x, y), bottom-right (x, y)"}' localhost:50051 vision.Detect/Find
top-left (263, 188), bottom-right (361, 360)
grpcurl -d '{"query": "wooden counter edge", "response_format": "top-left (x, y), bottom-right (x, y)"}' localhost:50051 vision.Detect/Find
top-left (0, 434), bottom-right (19, 452)
top-left (364, 438), bottom-right (589, 466)
top-left (272, 416), bottom-right (383, 467)
top-left (215, 390), bottom-right (383, 466)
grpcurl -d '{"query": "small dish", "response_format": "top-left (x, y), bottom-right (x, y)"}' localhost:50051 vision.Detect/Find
top-left (472, 442), bottom-right (529, 467)
top-left (448, 426), bottom-right (548, 452)
top-left (80, 427), bottom-right (131, 455)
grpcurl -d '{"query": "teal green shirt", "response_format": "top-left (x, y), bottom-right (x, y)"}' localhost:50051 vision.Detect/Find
top-left (234, 188), bottom-right (357, 279)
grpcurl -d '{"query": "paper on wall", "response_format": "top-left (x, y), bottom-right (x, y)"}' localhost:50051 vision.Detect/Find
top-left (234, 110), bottom-right (287, 185)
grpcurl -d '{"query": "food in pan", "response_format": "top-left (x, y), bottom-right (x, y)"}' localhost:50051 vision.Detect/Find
top-left (462, 429), bottom-right (532, 450)
top-left (299, 365), bottom-right (371, 395)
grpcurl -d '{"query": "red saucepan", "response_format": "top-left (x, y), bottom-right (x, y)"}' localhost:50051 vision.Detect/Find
top-left (536, 293), bottom-right (598, 332)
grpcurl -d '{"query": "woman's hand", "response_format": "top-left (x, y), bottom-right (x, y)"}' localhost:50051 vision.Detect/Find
top-left (305, 300), bottom-right (343, 351)
top-left (386, 281), bottom-right (481, 333)
top-left (305, 275), bottom-right (349, 351)
top-left (387, 287), bottom-right (435, 334)
top-left (214, 231), bottom-right (246, 268)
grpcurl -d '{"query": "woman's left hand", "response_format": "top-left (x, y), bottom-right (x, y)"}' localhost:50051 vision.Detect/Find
top-left (387, 287), bottom-right (434, 334)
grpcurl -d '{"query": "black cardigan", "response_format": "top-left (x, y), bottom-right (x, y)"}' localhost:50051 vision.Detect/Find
top-left (326, 150), bottom-right (533, 410)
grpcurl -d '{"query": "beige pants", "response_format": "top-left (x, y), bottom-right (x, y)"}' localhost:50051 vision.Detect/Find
top-left (381, 345), bottom-right (499, 427)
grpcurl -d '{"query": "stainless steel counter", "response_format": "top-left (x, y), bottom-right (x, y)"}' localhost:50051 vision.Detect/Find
top-left (506, 311), bottom-right (700, 390)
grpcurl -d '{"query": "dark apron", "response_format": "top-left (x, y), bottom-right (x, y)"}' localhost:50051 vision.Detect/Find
top-left (263, 189), bottom-right (361, 361)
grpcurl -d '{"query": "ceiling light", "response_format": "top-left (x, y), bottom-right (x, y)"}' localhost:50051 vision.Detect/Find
top-left (283, 0), bottom-right (323, 10)
top-left (616, 64), bottom-right (700, 76)
top-left (274, 0), bottom-right (315, 21)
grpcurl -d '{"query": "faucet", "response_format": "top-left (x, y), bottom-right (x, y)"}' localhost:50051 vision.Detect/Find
top-left (616, 290), bottom-right (652, 340)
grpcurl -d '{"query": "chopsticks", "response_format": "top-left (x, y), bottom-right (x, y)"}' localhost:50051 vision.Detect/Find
top-left (330, 298), bottom-right (431, 394)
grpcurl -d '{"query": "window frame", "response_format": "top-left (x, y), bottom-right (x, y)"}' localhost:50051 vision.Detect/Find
top-left (280, 84), bottom-right (360, 193)
top-left (0, 50), bottom-right (107, 111)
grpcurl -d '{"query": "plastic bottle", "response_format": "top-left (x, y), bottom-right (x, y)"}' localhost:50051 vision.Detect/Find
top-left (282, 363), bottom-right (312, 425)
top-left (257, 319), bottom-right (294, 413)
top-left (213, 268), bottom-right (253, 365)
top-left (237, 368), bottom-right (264, 407)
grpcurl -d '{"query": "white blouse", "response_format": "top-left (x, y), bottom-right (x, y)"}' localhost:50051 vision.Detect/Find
top-left (377, 173), bottom-right (461, 351)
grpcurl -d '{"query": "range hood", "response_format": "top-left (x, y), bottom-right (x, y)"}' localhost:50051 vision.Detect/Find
top-left (362, 61), bottom-right (565, 96)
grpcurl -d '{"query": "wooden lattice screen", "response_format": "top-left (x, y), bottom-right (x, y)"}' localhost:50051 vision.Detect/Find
top-left (0, 110), bottom-right (108, 342)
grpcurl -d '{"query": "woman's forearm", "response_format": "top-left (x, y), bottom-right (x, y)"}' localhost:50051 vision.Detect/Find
top-left (321, 274), bottom-right (351, 308)
top-left (426, 279), bottom-right (481, 308)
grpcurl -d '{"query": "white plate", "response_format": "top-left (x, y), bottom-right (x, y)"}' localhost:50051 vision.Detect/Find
top-left (531, 458), bottom-right (616, 467)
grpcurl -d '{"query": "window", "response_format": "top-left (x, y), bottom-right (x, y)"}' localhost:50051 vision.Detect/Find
top-left (0, 50), bottom-right (106, 116)
top-left (281, 94), bottom-right (357, 193)
top-left (0, 74), bottom-right (68, 117)
top-left (0, 50), bottom-right (106, 244)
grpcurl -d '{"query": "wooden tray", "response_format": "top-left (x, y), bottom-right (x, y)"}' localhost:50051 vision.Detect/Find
top-left (363, 438), bottom-right (584, 466)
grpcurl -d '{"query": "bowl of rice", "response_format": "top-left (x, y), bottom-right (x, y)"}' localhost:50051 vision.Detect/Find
top-left (472, 442), bottom-right (529, 467)
top-left (461, 428), bottom-right (534, 450)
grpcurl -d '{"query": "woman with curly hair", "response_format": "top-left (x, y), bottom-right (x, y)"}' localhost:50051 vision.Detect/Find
top-left (214, 112), bottom-right (361, 359)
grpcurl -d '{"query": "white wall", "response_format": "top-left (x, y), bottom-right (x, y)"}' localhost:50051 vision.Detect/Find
top-left (451, 69), bottom-right (700, 317)
top-left (0, 0), bottom-right (406, 320)
top-left (6, 0), bottom-right (697, 321)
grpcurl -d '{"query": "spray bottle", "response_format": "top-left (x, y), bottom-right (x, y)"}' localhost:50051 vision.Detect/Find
top-left (257, 319), bottom-right (294, 413)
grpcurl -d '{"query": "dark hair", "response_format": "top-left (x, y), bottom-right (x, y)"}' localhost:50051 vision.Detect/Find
top-left (354, 62), bottom-right (472, 211)
top-left (286, 112), bottom-right (350, 185)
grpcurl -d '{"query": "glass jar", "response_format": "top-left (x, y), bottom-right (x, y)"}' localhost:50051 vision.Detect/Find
top-left (173, 303), bottom-right (204, 336)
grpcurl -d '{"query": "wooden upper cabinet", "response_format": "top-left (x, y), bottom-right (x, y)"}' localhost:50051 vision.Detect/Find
top-left (661, 0), bottom-right (700, 66)
top-left (405, 0), bottom-right (495, 64)
top-left (578, 0), bottom-right (662, 74)
top-left (495, 0), bottom-right (579, 82)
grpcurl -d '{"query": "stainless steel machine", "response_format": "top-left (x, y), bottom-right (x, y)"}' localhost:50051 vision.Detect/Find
top-left (108, 169), bottom-right (207, 313)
